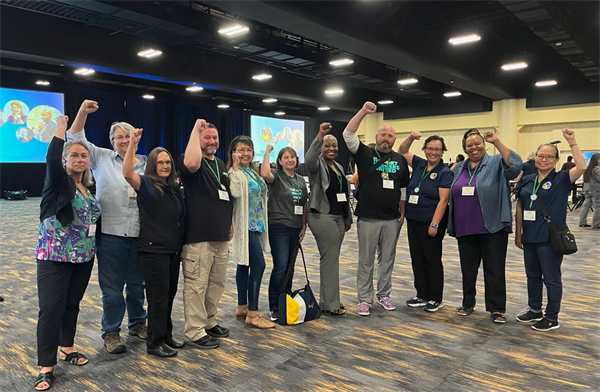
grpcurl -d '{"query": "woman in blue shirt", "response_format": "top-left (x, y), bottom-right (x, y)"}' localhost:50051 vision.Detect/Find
top-left (398, 132), bottom-right (453, 313)
top-left (514, 129), bottom-right (586, 331)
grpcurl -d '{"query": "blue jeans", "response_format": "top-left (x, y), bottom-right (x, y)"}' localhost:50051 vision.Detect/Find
top-left (97, 234), bottom-right (147, 336)
top-left (268, 224), bottom-right (301, 311)
top-left (236, 231), bottom-right (266, 311)
top-left (523, 242), bottom-right (563, 321)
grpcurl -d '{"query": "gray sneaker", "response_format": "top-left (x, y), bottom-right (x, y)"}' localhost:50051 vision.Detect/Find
top-left (129, 322), bottom-right (148, 340)
top-left (104, 331), bottom-right (126, 354)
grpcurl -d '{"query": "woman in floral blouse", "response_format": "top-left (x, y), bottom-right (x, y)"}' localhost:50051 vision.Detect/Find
top-left (227, 136), bottom-right (274, 329)
top-left (34, 115), bottom-right (101, 391)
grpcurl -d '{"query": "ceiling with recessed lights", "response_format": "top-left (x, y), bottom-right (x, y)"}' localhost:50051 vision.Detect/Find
top-left (0, 0), bottom-right (598, 120)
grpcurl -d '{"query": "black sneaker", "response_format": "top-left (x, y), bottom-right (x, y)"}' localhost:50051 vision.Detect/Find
top-left (206, 325), bottom-right (229, 338)
top-left (269, 310), bottom-right (278, 322)
top-left (406, 297), bottom-right (427, 307)
top-left (516, 308), bottom-right (544, 323)
top-left (423, 300), bottom-right (444, 312)
top-left (531, 318), bottom-right (560, 331)
top-left (190, 335), bottom-right (220, 349)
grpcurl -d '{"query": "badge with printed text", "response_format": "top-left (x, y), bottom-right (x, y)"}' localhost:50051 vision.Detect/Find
top-left (542, 182), bottom-right (552, 190)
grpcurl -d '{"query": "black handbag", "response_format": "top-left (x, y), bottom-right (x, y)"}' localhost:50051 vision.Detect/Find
top-left (277, 244), bottom-right (321, 325)
top-left (537, 197), bottom-right (577, 255)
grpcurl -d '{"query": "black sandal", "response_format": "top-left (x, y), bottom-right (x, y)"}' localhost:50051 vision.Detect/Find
top-left (59, 349), bottom-right (88, 366)
top-left (34, 371), bottom-right (55, 391)
top-left (456, 306), bottom-right (476, 316)
top-left (491, 312), bottom-right (506, 324)
top-left (322, 308), bottom-right (346, 316)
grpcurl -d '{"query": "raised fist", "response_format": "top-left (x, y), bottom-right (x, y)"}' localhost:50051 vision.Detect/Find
top-left (319, 122), bottom-right (332, 134)
top-left (362, 102), bottom-right (377, 114)
top-left (265, 144), bottom-right (274, 154)
top-left (56, 115), bottom-right (69, 128)
top-left (130, 128), bottom-right (143, 144)
top-left (193, 119), bottom-right (208, 133)
top-left (562, 128), bottom-right (576, 143)
top-left (80, 100), bottom-right (99, 114)
top-left (409, 131), bottom-right (422, 141)
top-left (483, 131), bottom-right (498, 144)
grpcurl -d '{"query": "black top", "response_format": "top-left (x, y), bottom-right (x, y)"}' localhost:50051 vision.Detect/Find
top-left (177, 155), bottom-right (233, 243)
top-left (325, 164), bottom-right (348, 216)
top-left (522, 160), bottom-right (537, 176)
top-left (352, 143), bottom-right (410, 219)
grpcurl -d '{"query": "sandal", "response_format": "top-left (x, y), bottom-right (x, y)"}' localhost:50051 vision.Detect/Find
top-left (457, 306), bottom-right (476, 316)
top-left (340, 303), bottom-right (345, 310)
top-left (236, 306), bottom-right (248, 317)
top-left (322, 308), bottom-right (346, 316)
top-left (245, 314), bottom-right (275, 329)
top-left (59, 349), bottom-right (88, 366)
top-left (34, 371), bottom-right (55, 391)
top-left (491, 312), bottom-right (506, 324)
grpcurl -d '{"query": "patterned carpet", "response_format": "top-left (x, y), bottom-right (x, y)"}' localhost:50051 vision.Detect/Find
top-left (0, 198), bottom-right (598, 392)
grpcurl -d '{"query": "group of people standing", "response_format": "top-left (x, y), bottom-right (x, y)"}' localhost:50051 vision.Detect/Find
top-left (33, 99), bottom-right (588, 391)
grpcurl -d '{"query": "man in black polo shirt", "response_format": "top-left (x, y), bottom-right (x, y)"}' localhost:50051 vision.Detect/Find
top-left (343, 102), bottom-right (410, 316)
top-left (178, 119), bottom-right (233, 349)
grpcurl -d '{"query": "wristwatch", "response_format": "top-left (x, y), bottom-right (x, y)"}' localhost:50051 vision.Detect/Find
top-left (430, 222), bottom-right (438, 228)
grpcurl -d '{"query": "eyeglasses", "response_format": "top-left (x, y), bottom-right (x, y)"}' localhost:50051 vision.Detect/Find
top-left (157, 161), bottom-right (172, 166)
top-left (536, 154), bottom-right (556, 160)
top-left (113, 135), bottom-right (131, 142)
top-left (234, 148), bottom-right (253, 154)
top-left (425, 147), bottom-right (443, 153)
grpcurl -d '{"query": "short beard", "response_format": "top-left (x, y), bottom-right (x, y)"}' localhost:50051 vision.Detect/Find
top-left (202, 146), bottom-right (217, 157)
top-left (377, 143), bottom-right (391, 153)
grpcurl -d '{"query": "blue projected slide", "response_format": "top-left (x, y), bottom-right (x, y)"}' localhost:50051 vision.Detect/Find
top-left (0, 87), bottom-right (65, 163)
top-left (582, 152), bottom-right (596, 166)
top-left (250, 115), bottom-right (305, 164)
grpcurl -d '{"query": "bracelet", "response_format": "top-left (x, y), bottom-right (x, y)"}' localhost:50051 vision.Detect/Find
top-left (569, 143), bottom-right (577, 147)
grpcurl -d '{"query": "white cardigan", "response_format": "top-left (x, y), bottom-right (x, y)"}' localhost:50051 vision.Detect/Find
top-left (228, 168), bottom-right (270, 266)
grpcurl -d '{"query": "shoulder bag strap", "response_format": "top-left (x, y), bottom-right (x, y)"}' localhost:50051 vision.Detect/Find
top-left (366, 151), bottom-right (393, 176)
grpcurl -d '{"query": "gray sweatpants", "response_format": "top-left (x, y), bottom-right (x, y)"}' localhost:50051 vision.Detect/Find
top-left (357, 217), bottom-right (403, 304)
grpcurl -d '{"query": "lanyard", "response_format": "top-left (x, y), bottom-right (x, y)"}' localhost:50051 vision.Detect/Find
top-left (241, 167), bottom-right (264, 190)
top-left (285, 172), bottom-right (301, 195)
top-left (328, 163), bottom-right (343, 192)
top-left (467, 161), bottom-right (480, 186)
top-left (374, 148), bottom-right (389, 166)
top-left (203, 158), bottom-right (221, 185)
top-left (530, 174), bottom-right (548, 208)
top-left (416, 162), bottom-right (439, 190)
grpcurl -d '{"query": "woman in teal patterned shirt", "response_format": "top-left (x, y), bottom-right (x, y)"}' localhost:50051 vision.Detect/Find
top-left (34, 115), bottom-right (100, 391)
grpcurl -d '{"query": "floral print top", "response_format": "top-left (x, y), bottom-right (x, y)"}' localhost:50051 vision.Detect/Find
top-left (35, 188), bottom-right (101, 263)
top-left (241, 167), bottom-right (266, 233)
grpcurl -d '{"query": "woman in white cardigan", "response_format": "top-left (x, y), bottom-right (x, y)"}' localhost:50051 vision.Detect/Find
top-left (227, 136), bottom-right (274, 329)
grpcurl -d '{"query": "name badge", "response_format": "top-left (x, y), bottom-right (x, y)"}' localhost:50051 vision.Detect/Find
top-left (88, 224), bottom-right (97, 237)
top-left (294, 206), bottom-right (303, 215)
top-left (337, 193), bottom-right (347, 202)
top-left (524, 210), bottom-right (536, 221)
top-left (218, 190), bottom-right (230, 201)
top-left (408, 195), bottom-right (419, 204)
top-left (127, 186), bottom-right (136, 198)
top-left (462, 186), bottom-right (475, 196)
top-left (383, 179), bottom-right (394, 189)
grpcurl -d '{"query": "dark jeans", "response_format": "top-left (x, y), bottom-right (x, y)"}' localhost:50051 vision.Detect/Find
top-left (268, 224), bottom-right (301, 311)
top-left (37, 259), bottom-right (94, 367)
top-left (236, 231), bottom-right (266, 311)
top-left (97, 233), bottom-right (147, 337)
top-left (457, 231), bottom-right (508, 313)
top-left (139, 252), bottom-right (180, 349)
top-left (407, 219), bottom-right (447, 302)
top-left (523, 242), bottom-right (563, 321)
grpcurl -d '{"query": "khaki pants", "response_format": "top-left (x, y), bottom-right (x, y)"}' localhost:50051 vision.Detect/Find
top-left (182, 241), bottom-right (228, 341)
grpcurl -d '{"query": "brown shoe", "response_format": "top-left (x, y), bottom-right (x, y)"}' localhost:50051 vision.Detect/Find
top-left (104, 331), bottom-right (126, 354)
top-left (245, 314), bottom-right (275, 329)
top-left (129, 322), bottom-right (148, 340)
top-left (236, 305), bottom-right (248, 317)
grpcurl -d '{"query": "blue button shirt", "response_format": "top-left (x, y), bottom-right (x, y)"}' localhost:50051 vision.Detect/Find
top-left (405, 155), bottom-right (453, 223)
top-left (67, 129), bottom-right (147, 237)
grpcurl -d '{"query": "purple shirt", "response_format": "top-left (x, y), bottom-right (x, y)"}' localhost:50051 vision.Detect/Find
top-left (451, 168), bottom-right (488, 237)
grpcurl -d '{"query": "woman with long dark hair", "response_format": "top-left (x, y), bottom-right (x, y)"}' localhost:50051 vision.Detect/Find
top-left (578, 152), bottom-right (600, 229)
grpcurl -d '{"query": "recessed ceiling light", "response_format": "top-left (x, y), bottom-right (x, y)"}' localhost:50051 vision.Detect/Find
top-left (74, 68), bottom-right (95, 75)
top-left (218, 25), bottom-right (249, 36)
top-left (449, 34), bottom-right (481, 45)
top-left (186, 86), bottom-right (204, 92)
top-left (378, 100), bottom-right (393, 105)
top-left (36, 80), bottom-right (50, 86)
top-left (143, 94), bottom-right (155, 100)
top-left (217, 104), bottom-right (230, 108)
top-left (137, 49), bottom-right (162, 58)
top-left (325, 88), bottom-right (344, 95)
top-left (262, 98), bottom-right (278, 103)
top-left (501, 62), bottom-right (528, 70)
top-left (329, 59), bottom-right (354, 66)
top-left (444, 91), bottom-right (461, 97)
top-left (274, 111), bottom-right (285, 115)
top-left (535, 80), bottom-right (557, 87)
top-left (397, 78), bottom-right (418, 85)
top-left (555, 42), bottom-right (562, 46)
top-left (318, 106), bottom-right (330, 111)
top-left (252, 73), bottom-right (272, 81)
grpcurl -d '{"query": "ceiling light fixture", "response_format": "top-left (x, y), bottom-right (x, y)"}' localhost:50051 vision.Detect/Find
top-left (501, 62), bottom-right (528, 70)
top-left (535, 80), bottom-right (557, 87)
top-left (217, 104), bottom-right (230, 108)
top-left (218, 25), bottom-right (249, 36)
top-left (274, 111), bottom-right (286, 115)
top-left (449, 34), bottom-right (481, 45)
top-left (318, 106), bottom-right (330, 111)
top-left (397, 78), bottom-right (418, 85)
top-left (262, 98), bottom-right (278, 103)
top-left (74, 68), bottom-right (95, 75)
top-left (325, 88), bottom-right (344, 95)
top-left (36, 80), bottom-right (50, 86)
top-left (137, 49), bottom-right (162, 58)
top-left (252, 73), bottom-right (272, 81)
top-left (329, 58), bottom-right (354, 66)
top-left (143, 94), bottom-right (155, 100)
top-left (378, 100), bottom-right (393, 105)
top-left (186, 86), bottom-right (204, 92)
top-left (444, 91), bottom-right (462, 97)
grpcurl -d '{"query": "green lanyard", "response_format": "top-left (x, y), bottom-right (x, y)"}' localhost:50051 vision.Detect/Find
top-left (328, 163), bottom-right (343, 192)
top-left (374, 148), bottom-right (389, 166)
top-left (203, 158), bottom-right (222, 189)
top-left (529, 174), bottom-right (548, 208)
top-left (286, 173), bottom-right (301, 196)
top-left (467, 161), bottom-right (480, 186)
top-left (241, 167), bottom-right (264, 190)
top-left (415, 162), bottom-right (439, 193)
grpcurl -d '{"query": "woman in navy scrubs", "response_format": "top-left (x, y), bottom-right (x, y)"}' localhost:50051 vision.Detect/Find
top-left (514, 128), bottom-right (586, 332)
top-left (398, 132), bottom-right (453, 312)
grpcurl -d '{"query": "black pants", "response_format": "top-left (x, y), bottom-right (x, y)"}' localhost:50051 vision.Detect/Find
top-left (457, 231), bottom-right (508, 313)
top-left (139, 252), bottom-right (180, 349)
top-left (37, 259), bottom-right (94, 367)
top-left (407, 219), bottom-right (447, 302)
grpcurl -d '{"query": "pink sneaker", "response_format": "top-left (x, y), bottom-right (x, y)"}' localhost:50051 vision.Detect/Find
top-left (357, 302), bottom-right (371, 316)
top-left (377, 296), bottom-right (396, 311)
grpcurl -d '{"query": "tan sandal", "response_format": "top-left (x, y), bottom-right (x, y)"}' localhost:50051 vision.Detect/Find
top-left (245, 314), bottom-right (275, 329)
top-left (236, 306), bottom-right (248, 317)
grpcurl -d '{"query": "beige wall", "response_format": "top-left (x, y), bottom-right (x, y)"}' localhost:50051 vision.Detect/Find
top-left (357, 99), bottom-right (600, 167)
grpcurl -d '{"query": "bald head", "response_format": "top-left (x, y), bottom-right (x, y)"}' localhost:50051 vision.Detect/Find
top-left (375, 124), bottom-right (396, 153)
